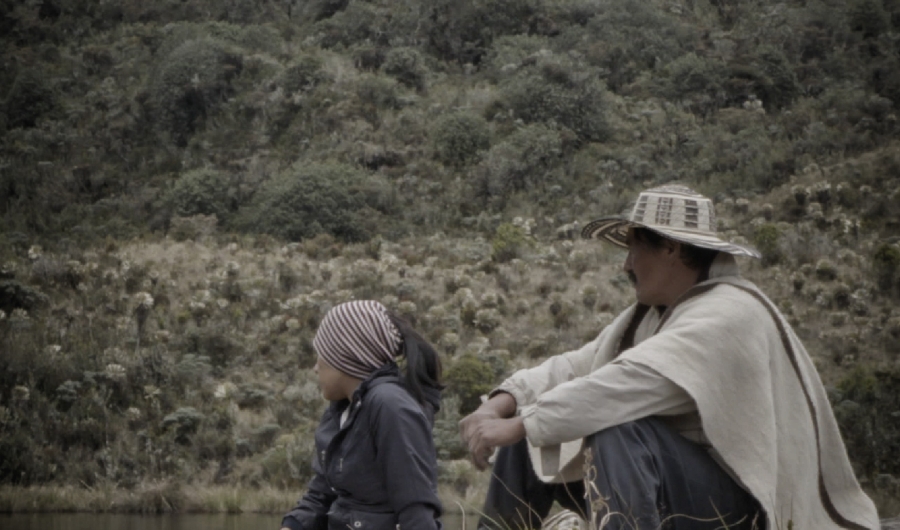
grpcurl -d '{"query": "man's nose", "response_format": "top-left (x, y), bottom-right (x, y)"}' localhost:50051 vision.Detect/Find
top-left (623, 250), bottom-right (633, 272)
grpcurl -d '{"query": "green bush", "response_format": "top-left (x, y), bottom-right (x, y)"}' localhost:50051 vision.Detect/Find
top-left (849, 0), bottom-right (890, 38)
top-left (166, 168), bottom-right (236, 222)
top-left (471, 123), bottom-right (563, 206)
top-left (432, 395), bottom-right (467, 460)
top-left (581, 0), bottom-right (699, 91)
top-left (237, 24), bottom-right (283, 55)
top-left (444, 354), bottom-right (497, 415)
top-left (873, 243), bottom-right (900, 294)
top-left (382, 47), bottom-right (427, 91)
top-left (296, 0), bottom-right (350, 21)
top-left (491, 223), bottom-right (532, 263)
top-left (814, 258), bottom-right (838, 281)
top-left (280, 55), bottom-right (327, 93)
top-left (162, 407), bottom-right (205, 443)
top-left (753, 223), bottom-right (783, 267)
top-left (355, 74), bottom-right (401, 111)
top-left (431, 111), bottom-right (491, 168)
top-left (255, 433), bottom-right (315, 488)
top-left (427, 0), bottom-right (542, 64)
top-left (315, 2), bottom-right (386, 48)
top-left (834, 366), bottom-right (900, 476)
top-left (148, 38), bottom-right (242, 146)
top-left (483, 34), bottom-right (552, 81)
top-left (726, 46), bottom-right (800, 110)
top-left (497, 54), bottom-right (610, 142)
top-left (3, 68), bottom-right (56, 129)
top-left (0, 280), bottom-right (49, 313)
top-left (235, 162), bottom-right (379, 242)
top-left (661, 53), bottom-right (728, 115)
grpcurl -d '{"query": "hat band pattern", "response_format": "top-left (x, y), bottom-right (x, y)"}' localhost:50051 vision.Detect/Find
top-left (581, 184), bottom-right (761, 259)
top-left (631, 191), bottom-right (716, 234)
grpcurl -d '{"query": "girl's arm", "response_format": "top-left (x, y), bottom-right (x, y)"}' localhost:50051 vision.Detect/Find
top-left (372, 387), bottom-right (443, 530)
top-left (280, 459), bottom-right (336, 530)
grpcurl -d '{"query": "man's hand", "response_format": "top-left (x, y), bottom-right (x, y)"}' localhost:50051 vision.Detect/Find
top-left (459, 393), bottom-right (525, 470)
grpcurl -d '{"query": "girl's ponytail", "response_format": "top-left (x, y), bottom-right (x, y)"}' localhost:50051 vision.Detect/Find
top-left (388, 313), bottom-right (444, 405)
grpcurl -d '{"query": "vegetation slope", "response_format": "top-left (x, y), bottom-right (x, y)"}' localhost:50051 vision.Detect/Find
top-left (1, 0), bottom-right (899, 517)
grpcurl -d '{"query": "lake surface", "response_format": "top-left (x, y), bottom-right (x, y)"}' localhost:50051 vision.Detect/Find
top-left (0, 512), bottom-right (469, 530)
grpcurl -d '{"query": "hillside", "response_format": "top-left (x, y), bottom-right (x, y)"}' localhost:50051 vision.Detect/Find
top-left (1, 0), bottom-right (899, 517)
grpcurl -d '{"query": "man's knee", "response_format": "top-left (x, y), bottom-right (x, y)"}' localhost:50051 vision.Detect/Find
top-left (585, 417), bottom-right (668, 453)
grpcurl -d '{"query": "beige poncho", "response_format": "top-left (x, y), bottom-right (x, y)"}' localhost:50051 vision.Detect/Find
top-left (498, 255), bottom-right (879, 529)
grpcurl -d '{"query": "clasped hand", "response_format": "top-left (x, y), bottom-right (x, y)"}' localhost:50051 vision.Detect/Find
top-left (458, 408), bottom-right (526, 471)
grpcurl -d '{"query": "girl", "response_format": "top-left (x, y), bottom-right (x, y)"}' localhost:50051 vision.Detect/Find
top-left (280, 300), bottom-right (444, 530)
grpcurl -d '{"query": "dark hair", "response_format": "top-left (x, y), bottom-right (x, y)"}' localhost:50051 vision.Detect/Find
top-left (632, 228), bottom-right (719, 278)
top-left (388, 313), bottom-right (444, 404)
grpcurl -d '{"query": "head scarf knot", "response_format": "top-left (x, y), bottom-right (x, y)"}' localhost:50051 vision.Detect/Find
top-left (313, 300), bottom-right (402, 379)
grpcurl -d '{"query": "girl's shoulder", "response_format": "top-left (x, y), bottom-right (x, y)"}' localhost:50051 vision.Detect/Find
top-left (360, 377), bottom-right (430, 425)
top-left (363, 376), bottom-right (416, 407)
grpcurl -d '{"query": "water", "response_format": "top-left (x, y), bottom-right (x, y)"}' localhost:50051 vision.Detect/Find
top-left (0, 512), bottom-right (468, 530)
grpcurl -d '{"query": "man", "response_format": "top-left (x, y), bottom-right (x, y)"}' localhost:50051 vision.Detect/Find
top-left (460, 185), bottom-right (879, 530)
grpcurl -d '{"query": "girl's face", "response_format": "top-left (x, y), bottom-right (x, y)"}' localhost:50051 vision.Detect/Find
top-left (314, 356), bottom-right (350, 401)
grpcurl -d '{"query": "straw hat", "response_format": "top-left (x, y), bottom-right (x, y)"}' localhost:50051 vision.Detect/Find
top-left (581, 184), bottom-right (761, 259)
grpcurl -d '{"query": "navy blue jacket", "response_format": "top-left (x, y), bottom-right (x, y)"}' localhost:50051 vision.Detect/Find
top-left (281, 364), bottom-right (443, 530)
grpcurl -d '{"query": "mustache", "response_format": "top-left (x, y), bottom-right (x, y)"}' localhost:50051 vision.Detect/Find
top-left (627, 271), bottom-right (637, 286)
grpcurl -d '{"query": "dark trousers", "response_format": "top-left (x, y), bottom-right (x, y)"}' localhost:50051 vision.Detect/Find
top-left (479, 417), bottom-right (765, 530)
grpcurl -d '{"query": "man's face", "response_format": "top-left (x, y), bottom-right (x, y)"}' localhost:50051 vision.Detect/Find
top-left (623, 229), bottom-right (675, 307)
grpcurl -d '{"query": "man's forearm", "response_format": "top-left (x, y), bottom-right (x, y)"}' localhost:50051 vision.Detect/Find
top-left (483, 391), bottom-right (517, 418)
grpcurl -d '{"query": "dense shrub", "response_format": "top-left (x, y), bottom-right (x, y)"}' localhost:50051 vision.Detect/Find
top-left (431, 111), bottom-right (491, 168)
top-left (382, 47), bottom-right (428, 91)
top-left (314, 2), bottom-right (387, 48)
top-left (834, 365), bottom-right (900, 476)
top-left (471, 123), bottom-right (563, 206)
top-left (237, 24), bottom-right (284, 55)
top-left (753, 223), bottom-right (783, 267)
top-left (432, 395), bottom-right (467, 460)
top-left (0, 280), bottom-right (49, 313)
top-left (582, 0), bottom-right (699, 91)
top-left (694, 123), bottom-right (786, 194)
top-left (496, 54), bottom-right (610, 142)
top-left (355, 74), bottom-right (401, 111)
top-left (661, 53), bottom-right (728, 116)
top-left (726, 46), bottom-right (800, 110)
top-left (873, 243), bottom-right (900, 295)
top-left (483, 34), bottom-right (552, 82)
top-left (235, 162), bottom-right (379, 242)
top-left (280, 55), bottom-right (327, 93)
top-left (491, 223), bottom-right (532, 263)
top-left (443, 354), bottom-right (497, 415)
top-left (148, 38), bottom-right (242, 146)
top-left (427, 0), bottom-right (542, 64)
top-left (3, 68), bottom-right (56, 129)
top-left (166, 168), bottom-right (236, 222)
top-left (162, 407), bottom-right (206, 444)
top-left (848, 0), bottom-right (890, 38)
top-left (296, 0), bottom-right (351, 21)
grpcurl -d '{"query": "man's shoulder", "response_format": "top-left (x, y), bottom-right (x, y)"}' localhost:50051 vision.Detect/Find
top-left (679, 279), bottom-right (775, 320)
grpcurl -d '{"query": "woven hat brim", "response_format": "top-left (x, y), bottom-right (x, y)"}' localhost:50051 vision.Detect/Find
top-left (581, 217), bottom-right (762, 259)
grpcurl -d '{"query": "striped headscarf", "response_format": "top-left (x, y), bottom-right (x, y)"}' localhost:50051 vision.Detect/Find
top-left (313, 300), bottom-right (402, 380)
